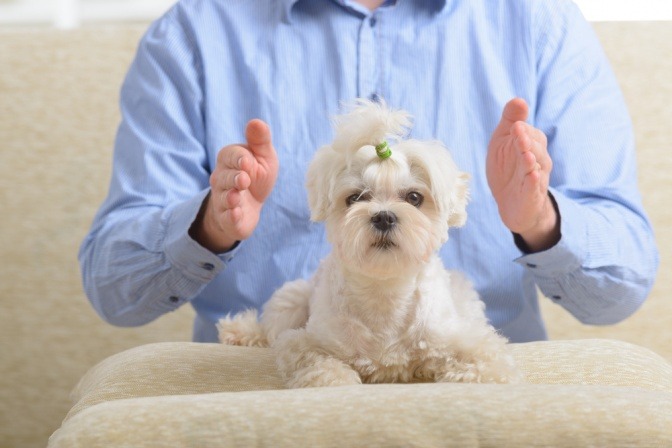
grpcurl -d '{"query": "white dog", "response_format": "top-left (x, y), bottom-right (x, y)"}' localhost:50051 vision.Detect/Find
top-left (219, 100), bottom-right (520, 388)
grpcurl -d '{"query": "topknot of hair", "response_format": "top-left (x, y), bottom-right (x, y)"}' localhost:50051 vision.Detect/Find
top-left (330, 99), bottom-right (412, 157)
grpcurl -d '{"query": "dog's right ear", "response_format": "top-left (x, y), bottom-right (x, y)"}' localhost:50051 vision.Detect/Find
top-left (306, 146), bottom-right (345, 222)
top-left (447, 172), bottom-right (470, 228)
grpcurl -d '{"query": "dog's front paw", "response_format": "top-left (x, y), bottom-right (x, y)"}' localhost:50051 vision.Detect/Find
top-left (430, 351), bottom-right (521, 384)
top-left (441, 358), bottom-right (521, 384)
top-left (217, 309), bottom-right (268, 347)
top-left (274, 329), bottom-right (362, 388)
top-left (286, 358), bottom-right (363, 388)
top-left (477, 353), bottom-right (522, 384)
top-left (417, 344), bottom-right (521, 384)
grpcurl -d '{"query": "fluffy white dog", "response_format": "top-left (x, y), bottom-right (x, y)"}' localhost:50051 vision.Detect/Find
top-left (219, 100), bottom-right (520, 388)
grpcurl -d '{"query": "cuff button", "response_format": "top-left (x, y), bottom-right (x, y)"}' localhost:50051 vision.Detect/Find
top-left (201, 262), bottom-right (215, 271)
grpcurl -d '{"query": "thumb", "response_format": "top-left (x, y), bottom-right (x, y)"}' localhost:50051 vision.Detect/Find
top-left (245, 119), bottom-right (275, 160)
top-left (493, 98), bottom-right (529, 136)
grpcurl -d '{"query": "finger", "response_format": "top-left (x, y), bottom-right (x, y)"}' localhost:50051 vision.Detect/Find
top-left (531, 139), bottom-right (551, 173)
top-left (223, 207), bottom-right (243, 226)
top-left (513, 126), bottom-right (534, 154)
top-left (522, 169), bottom-right (543, 200)
top-left (493, 98), bottom-right (529, 137)
top-left (520, 139), bottom-right (549, 174)
top-left (512, 124), bottom-right (550, 170)
top-left (217, 144), bottom-right (251, 170)
top-left (518, 150), bottom-right (538, 178)
top-left (245, 119), bottom-right (275, 160)
top-left (221, 188), bottom-right (242, 211)
top-left (511, 120), bottom-right (547, 148)
top-left (502, 98), bottom-right (529, 124)
top-left (211, 169), bottom-right (251, 193)
top-left (212, 190), bottom-right (242, 226)
top-left (529, 125), bottom-right (547, 147)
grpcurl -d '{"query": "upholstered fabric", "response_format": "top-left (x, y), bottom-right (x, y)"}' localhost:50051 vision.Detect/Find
top-left (49, 385), bottom-right (672, 448)
top-left (47, 340), bottom-right (672, 447)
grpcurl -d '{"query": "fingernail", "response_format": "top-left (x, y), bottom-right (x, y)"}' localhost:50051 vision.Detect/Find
top-left (236, 157), bottom-right (243, 169)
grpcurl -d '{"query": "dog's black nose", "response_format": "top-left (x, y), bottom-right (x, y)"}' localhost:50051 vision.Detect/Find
top-left (371, 211), bottom-right (397, 232)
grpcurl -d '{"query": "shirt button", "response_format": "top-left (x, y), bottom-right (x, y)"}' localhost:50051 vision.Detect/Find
top-left (169, 296), bottom-right (180, 303)
top-left (201, 262), bottom-right (215, 271)
top-left (526, 263), bottom-right (537, 268)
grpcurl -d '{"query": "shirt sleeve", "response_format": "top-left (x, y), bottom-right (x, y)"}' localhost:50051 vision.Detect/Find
top-left (78, 8), bottom-right (238, 327)
top-left (517, 1), bottom-right (659, 324)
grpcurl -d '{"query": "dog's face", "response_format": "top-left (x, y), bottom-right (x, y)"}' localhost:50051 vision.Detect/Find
top-left (307, 138), bottom-right (469, 279)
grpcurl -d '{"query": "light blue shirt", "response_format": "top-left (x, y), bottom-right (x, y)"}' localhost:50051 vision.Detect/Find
top-left (79, 0), bottom-right (659, 343)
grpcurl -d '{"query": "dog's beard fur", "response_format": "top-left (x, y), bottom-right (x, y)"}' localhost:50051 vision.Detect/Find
top-left (330, 199), bottom-right (442, 279)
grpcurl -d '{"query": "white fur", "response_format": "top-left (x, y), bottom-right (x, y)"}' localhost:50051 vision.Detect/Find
top-left (219, 101), bottom-right (520, 388)
top-left (330, 98), bottom-right (411, 157)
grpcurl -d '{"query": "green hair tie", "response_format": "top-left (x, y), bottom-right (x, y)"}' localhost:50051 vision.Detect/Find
top-left (375, 141), bottom-right (392, 160)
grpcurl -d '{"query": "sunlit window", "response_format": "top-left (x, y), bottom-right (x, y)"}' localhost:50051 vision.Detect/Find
top-left (1, 0), bottom-right (671, 28)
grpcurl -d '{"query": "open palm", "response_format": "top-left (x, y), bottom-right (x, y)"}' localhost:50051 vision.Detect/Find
top-left (486, 98), bottom-right (556, 249)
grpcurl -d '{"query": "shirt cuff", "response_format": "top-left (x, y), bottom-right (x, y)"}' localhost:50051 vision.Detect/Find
top-left (163, 189), bottom-right (241, 283)
top-left (513, 188), bottom-right (588, 279)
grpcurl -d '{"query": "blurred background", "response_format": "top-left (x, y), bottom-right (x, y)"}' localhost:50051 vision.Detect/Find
top-left (1, 1), bottom-right (671, 448)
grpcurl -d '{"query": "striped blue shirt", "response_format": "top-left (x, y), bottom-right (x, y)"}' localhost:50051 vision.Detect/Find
top-left (79, 0), bottom-right (659, 342)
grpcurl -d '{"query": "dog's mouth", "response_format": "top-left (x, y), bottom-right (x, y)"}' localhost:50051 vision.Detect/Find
top-left (371, 237), bottom-right (397, 250)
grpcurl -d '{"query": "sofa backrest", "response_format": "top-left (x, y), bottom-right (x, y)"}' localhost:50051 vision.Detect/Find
top-left (0, 26), bottom-right (195, 448)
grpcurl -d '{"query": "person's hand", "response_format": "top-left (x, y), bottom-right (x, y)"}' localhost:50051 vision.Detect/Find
top-left (190, 119), bottom-right (279, 253)
top-left (486, 98), bottom-right (559, 252)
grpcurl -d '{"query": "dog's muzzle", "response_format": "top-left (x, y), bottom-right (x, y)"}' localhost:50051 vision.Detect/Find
top-left (371, 211), bottom-right (397, 233)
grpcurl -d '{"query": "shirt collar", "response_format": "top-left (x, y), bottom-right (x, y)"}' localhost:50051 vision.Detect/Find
top-left (282, 0), bottom-right (449, 22)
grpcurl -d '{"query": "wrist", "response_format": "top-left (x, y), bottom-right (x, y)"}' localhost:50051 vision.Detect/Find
top-left (515, 193), bottom-right (560, 253)
top-left (189, 192), bottom-right (239, 253)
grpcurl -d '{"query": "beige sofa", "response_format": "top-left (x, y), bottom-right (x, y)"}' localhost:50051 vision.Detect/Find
top-left (1, 22), bottom-right (671, 448)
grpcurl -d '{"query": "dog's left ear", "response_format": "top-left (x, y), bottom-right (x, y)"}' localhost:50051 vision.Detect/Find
top-left (407, 142), bottom-right (470, 228)
top-left (447, 172), bottom-right (470, 228)
top-left (305, 146), bottom-right (345, 222)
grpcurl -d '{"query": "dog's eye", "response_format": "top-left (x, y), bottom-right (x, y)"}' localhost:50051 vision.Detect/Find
top-left (405, 191), bottom-right (424, 207)
top-left (346, 192), bottom-right (370, 206)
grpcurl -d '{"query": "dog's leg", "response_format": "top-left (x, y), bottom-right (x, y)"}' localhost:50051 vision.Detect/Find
top-left (417, 332), bottom-right (521, 384)
top-left (218, 309), bottom-right (268, 347)
top-left (274, 328), bottom-right (362, 388)
top-left (260, 279), bottom-right (312, 344)
top-left (452, 329), bottom-right (521, 384)
top-left (218, 279), bottom-right (313, 347)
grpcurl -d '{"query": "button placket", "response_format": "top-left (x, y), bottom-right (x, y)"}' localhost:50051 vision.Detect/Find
top-left (356, 15), bottom-right (377, 99)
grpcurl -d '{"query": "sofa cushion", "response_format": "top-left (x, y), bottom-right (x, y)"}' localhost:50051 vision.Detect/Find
top-left (48, 339), bottom-right (672, 447)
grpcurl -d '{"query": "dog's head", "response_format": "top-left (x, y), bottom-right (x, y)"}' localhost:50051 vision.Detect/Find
top-left (306, 100), bottom-right (469, 279)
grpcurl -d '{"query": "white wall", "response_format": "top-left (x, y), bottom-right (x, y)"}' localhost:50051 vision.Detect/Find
top-left (574, 0), bottom-right (672, 21)
top-left (0, 0), bottom-right (174, 28)
top-left (0, 0), bottom-right (671, 28)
